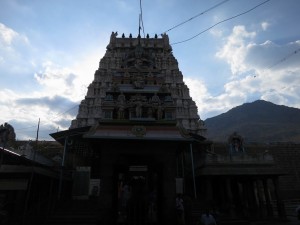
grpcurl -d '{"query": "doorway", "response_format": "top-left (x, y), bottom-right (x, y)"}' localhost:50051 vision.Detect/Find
top-left (116, 165), bottom-right (159, 225)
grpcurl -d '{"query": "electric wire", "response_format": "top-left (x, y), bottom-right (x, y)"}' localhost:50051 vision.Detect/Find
top-left (15, 43), bottom-right (299, 139)
top-left (13, 103), bottom-right (79, 140)
top-left (47, 104), bottom-right (79, 122)
top-left (162, 0), bottom-right (230, 34)
top-left (267, 47), bottom-right (300, 69)
top-left (171, 0), bottom-right (271, 45)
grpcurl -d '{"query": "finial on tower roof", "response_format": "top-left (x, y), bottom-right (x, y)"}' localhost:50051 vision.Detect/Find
top-left (138, 14), bottom-right (141, 45)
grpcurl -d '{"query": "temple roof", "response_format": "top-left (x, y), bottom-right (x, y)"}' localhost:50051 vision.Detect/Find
top-left (67, 31), bottom-right (206, 137)
top-left (50, 121), bottom-right (207, 144)
top-left (84, 123), bottom-right (188, 141)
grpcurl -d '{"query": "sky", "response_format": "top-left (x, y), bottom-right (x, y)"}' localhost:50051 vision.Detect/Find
top-left (0, 0), bottom-right (300, 141)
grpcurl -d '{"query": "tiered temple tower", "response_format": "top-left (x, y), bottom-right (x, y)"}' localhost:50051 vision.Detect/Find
top-left (70, 32), bottom-right (205, 135)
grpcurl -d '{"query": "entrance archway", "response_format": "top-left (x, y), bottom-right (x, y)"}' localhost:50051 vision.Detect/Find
top-left (116, 165), bottom-right (159, 225)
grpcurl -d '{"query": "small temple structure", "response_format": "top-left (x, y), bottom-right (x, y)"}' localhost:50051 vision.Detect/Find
top-left (50, 32), bottom-right (286, 225)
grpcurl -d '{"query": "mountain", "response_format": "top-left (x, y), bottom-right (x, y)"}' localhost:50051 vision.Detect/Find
top-left (204, 100), bottom-right (300, 143)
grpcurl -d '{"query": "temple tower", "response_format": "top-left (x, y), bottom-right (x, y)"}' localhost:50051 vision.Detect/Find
top-left (51, 32), bottom-right (210, 225)
top-left (70, 32), bottom-right (205, 135)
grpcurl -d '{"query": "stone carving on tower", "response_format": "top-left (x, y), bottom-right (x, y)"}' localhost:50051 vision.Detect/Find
top-left (70, 32), bottom-right (206, 135)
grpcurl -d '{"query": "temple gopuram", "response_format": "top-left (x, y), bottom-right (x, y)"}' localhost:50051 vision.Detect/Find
top-left (50, 32), bottom-right (287, 225)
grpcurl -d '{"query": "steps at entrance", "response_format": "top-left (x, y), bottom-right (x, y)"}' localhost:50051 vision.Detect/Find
top-left (43, 200), bottom-right (99, 225)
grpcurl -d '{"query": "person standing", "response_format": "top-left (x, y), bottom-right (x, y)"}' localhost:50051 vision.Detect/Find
top-left (200, 209), bottom-right (217, 225)
top-left (176, 194), bottom-right (185, 225)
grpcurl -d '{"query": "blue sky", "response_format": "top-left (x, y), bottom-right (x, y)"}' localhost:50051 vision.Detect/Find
top-left (0, 0), bottom-right (300, 140)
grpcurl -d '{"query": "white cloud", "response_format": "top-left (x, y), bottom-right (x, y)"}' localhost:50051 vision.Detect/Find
top-left (261, 21), bottom-right (270, 31)
top-left (194, 25), bottom-right (300, 119)
top-left (0, 23), bottom-right (106, 140)
top-left (183, 77), bottom-right (210, 117)
top-left (0, 23), bottom-right (32, 75)
top-left (216, 25), bottom-right (256, 75)
top-left (183, 77), bottom-right (248, 120)
top-left (0, 23), bottom-right (29, 46)
top-left (209, 28), bottom-right (223, 38)
top-left (33, 49), bottom-right (103, 102)
top-left (0, 23), bottom-right (18, 45)
top-left (0, 89), bottom-right (70, 132)
top-left (246, 40), bottom-right (300, 70)
top-left (183, 25), bottom-right (300, 121)
top-left (34, 61), bottom-right (74, 96)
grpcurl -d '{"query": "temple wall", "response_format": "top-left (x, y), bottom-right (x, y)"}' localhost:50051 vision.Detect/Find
top-left (212, 142), bottom-right (300, 199)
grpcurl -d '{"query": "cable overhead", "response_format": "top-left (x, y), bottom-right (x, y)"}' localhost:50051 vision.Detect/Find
top-left (267, 47), bottom-right (300, 69)
top-left (48, 104), bottom-right (79, 121)
top-left (163, 0), bottom-right (230, 34)
top-left (15, 104), bottom-right (78, 133)
top-left (171, 0), bottom-right (271, 45)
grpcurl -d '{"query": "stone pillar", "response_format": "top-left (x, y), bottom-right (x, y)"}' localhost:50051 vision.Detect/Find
top-left (232, 180), bottom-right (243, 218)
top-left (256, 180), bottom-right (266, 219)
top-left (246, 180), bottom-right (259, 219)
top-left (272, 177), bottom-right (286, 219)
top-left (217, 178), bottom-right (226, 213)
top-left (242, 181), bottom-right (250, 219)
top-left (263, 179), bottom-right (273, 217)
top-left (225, 178), bottom-right (235, 217)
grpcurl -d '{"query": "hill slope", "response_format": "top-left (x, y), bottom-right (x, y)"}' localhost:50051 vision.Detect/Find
top-left (204, 100), bottom-right (300, 142)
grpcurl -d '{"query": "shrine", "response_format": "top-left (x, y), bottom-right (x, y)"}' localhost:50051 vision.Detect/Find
top-left (50, 32), bottom-right (286, 225)
top-left (50, 32), bottom-right (208, 225)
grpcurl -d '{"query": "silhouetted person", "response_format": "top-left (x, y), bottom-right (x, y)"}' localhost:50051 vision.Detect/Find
top-left (200, 209), bottom-right (217, 225)
top-left (176, 194), bottom-right (185, 225)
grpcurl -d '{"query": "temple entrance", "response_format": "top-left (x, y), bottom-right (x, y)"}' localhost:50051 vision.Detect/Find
top-left (116, 165), bottom-right (159, 225)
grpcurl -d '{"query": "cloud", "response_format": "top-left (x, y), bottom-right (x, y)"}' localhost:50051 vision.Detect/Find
top-left (246, 40), bottom-right (300, 70)
top-left (217, 26), bottom-right (300, 73)
top-left (183, 77), bottom-right (248, 119)
top-left (0, 23), bottom-right (105, 140)
top-left (0, 91), bottom-right (79, 140)
top-left (216, 25), bottom-right (256, 75)
top-left (209, 28), bottom-right (223, 38)
top-left (167, 25), bottom-right (300, 121)
top-left (0, 23), bottom-right (34, 77)
top-left (183, 77), bottom-right (210, 118)
top-left (16, 95), bottom-right (77, 114)
top-left (34, 61), bottom-right (76, 96)
top-left (0, 24), bottom-right (105, 140)
top-left (261, 22), bottom-right (270, 31)
top-left (0, 23), bottom-right (18, 45)
top-left (0, 23), bottom-right (29, 48)
top-left (190, 25), bottom-right (300, 120)
top-left (33, 48), bottom-right (102, 100)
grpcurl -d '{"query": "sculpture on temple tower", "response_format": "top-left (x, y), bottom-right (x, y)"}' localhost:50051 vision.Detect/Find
top-left (228, 132), bottom-right (245, 154)
top-left (70, 32), bottom-right (206, 135)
